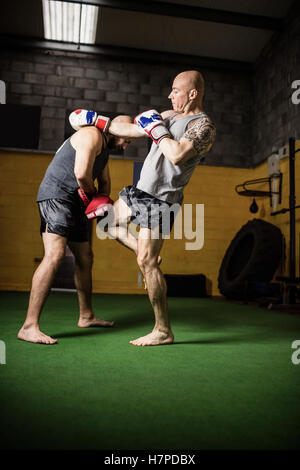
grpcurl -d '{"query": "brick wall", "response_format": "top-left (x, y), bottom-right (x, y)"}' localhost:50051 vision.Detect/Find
top-left (252, 11), bottom-right (300, 164)
top-left (0, 47), bottom-right (252, 167)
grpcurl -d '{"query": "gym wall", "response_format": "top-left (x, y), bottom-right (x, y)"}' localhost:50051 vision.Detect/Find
top-left (0, 2), bottom-right (299, 169)
top-left (0, 143), bottom-right (299, 295)
top-left (0, 48), bottom-right (252, 168)
top-left (0, 3), bottom-right (299, 296)
top-left (253, 12), bottom-right (300, 164)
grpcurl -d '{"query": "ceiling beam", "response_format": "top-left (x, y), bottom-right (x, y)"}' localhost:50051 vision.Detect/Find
top-left (58, 0), bottom-right (284, 31)
top-left (0, 34), bottom-right (253, 72)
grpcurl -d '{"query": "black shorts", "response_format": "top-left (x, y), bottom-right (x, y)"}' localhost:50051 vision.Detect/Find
top-left (38, 198), bottom-right (89, 242)
top-left (119, 185), bottom-right (180, 235)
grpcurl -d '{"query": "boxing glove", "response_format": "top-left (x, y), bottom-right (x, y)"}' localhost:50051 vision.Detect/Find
top-left (85, 194), bottom-right (114, 220)
top-left (134, 109), bottom-right (170, 144)
top-left (77, 188), bottom-right (96, 207)
top-left (69, 109), bottom-right (111, 133)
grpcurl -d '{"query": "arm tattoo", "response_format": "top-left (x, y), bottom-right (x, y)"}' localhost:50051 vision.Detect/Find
top-left (183, 116), bottom-right (216, 155)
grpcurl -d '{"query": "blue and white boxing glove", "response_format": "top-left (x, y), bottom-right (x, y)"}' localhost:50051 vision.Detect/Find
top-left (134, 109), bottom-right (170, 144)
top-left (69, 109), bottom-right (111, 133)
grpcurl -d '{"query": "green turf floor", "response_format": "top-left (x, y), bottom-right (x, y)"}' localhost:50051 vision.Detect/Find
top-left (0, 291), bottom-right (300, 450)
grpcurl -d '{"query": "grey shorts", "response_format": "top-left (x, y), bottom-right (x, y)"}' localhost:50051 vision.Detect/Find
top-left (119, 185), bottom-right (180, 235)
top-left (38, 198), bottom-right (89, 242)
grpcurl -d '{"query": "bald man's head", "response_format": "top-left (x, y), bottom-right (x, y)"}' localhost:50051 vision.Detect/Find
top-left (168, 70), bottom-right (205, 113)
top-left (175, 70), bottom-right (204, 98)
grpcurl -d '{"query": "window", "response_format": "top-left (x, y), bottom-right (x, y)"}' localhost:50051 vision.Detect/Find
top-left (42, 0), bottom-right (99, 44)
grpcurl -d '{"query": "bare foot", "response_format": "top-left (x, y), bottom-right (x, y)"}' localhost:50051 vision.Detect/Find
top-left (130, 329), bottom-right (174, 346)
top-left (78, 317), bottom-right (114, 328)
top-left (18, 326), bottom-right (58, 345)
top-left (143, 255), bottom-right (162, 290)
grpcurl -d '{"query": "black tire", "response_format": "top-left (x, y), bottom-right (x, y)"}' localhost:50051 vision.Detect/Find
top-left (218, 219), bottom-right (283, 300)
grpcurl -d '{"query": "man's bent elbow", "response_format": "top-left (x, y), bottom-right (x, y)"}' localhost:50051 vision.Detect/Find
top-left (171, 152), bottom-right (186, 166)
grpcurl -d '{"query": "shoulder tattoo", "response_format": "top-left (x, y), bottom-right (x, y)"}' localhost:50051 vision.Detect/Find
top-left (183, 116), bottom-right (216, 155)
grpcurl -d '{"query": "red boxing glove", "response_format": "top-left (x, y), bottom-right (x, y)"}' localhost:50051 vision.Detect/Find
top-left (94, 115), bottom-right (111, 133)
top-left (78, 188), bottom-right (95, 207)
top-left (85, 194), bottom-right (114, 220)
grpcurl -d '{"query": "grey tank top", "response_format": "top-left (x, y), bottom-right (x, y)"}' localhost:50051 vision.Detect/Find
top-left (37, 136), bottom-right (109, 203)
top-left (137, 112), bottom-right (208, 204)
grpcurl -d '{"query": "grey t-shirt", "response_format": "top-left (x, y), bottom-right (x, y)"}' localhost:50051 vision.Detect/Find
top-left (136, 112), bottom-right (213, 204)
top-left (37, 136), bottom-right (109, 203)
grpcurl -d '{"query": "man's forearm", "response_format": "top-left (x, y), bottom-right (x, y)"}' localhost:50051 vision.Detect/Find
top-left (159, 138), bottom-right (182, 165)
top-left (159, 137), bottom-right (196, 166)
top-left (98, 179), bottom-right (110, 196)
top-left (76, 176), bottom-right (97, 195)
top-left (108, 122), bottom-right (143, 138)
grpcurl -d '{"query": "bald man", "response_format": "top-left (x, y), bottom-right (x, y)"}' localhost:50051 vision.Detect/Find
top-left (70, 70), bottom-right (216, 347)
top-left (18, 115), bottom-right (133, 344)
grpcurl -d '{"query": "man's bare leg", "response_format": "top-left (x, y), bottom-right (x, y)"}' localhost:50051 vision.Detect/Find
top-left (130, 228), bottom-right (174, 346)
top-left (68, 241), bottom-right (114, 328)
top-left (18, 233), bottom-right (67, 344)
top-left (105, 198), bottom-right (138, 253)
top-left (105, 198), bottom-right (162, 286)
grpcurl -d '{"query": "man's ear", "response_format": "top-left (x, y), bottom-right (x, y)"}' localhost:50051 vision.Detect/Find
top-left (189, 89), bottom-right (198, 100)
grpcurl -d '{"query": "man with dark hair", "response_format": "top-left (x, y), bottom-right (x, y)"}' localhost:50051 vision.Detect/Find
top-left (18, 116), bottom-right (133, 344)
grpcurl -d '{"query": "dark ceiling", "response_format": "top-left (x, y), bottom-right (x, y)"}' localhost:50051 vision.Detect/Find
top-left (0, 0), bottom-right (296, 65)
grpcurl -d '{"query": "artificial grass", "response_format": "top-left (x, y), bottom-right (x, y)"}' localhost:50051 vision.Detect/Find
top-left (0, 291), bottom-right (300, 450)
